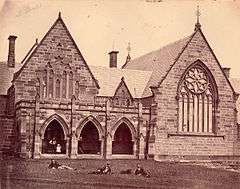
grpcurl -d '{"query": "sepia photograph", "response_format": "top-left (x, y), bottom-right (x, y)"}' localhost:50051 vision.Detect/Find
top-left (1, 0), bottom-right (240, 188)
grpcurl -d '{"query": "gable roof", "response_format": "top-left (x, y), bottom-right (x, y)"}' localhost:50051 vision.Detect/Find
top-left (123, 35), bottom-right (192, 96)
top-left (13, 13), bottom-right (99, 88)
top-left (124, 28), bottom-right (236, 96)
top-left (113, 77), bottom-right (133, 99)
top-left (0, 62), bottom-right (22, 95)
top-left (89, 65), bottom-right (152, 98)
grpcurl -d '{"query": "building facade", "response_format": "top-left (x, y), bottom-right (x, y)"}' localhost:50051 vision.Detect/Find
top-left (1, 13), bottom-right (240, 161)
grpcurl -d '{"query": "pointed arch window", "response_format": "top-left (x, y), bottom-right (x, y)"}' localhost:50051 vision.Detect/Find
top-left (178, 63), bottom-right (217, 133)
top-left (62, 71), bottom-right (67, 98)
top-left (69, 71), bottom-right (73, 99)
top-left (49, 70), bottom-right (54, 98)
top-left (43, 70), bottom-right (47, 98)
top-left (56, 79), bottom-right (60, 98)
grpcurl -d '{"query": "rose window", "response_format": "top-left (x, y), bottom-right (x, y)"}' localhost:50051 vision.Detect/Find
top-left (184, 67), bottom-right (208, 94)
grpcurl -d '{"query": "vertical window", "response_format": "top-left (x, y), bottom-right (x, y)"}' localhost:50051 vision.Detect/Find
top-left (62, 71), bottom-right (67, 98)
top-left (43, 70), bottom-right (47, 98)
top-left (56, 79), bottom-right (60, 98)
top-left (69, 71), bottom-right (73, 99)
top-left (75, 81), bottom-right (79, 99)
top-left (178, 64), bottom-right (216, 133)
top-left (49, 70), bottom-right (54, 98)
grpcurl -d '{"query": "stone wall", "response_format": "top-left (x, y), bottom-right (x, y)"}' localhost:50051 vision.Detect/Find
top-left (15, 98), bottom-right (151, 159)
top-left (13, 16), bottom-right (99, 104)
top-left (154, 29), bottom-right (239, 160)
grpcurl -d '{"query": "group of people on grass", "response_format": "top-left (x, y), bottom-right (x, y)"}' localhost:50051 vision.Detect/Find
top-left (48, 160), bottom-right (150, 177)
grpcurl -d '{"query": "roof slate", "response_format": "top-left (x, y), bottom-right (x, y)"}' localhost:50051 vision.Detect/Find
top-left (123, 36), bottom-right (192, 96)
top-left (0, 62), bottom-right (22, 95)
top-left (89, 65), bottom-right (152, 98)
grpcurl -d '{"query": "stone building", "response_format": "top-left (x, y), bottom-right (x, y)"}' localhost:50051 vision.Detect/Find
top-left (0, 13), bottom-right (240, 161)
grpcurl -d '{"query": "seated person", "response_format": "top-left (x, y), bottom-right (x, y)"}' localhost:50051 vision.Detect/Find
top-left (48, 160), bottom-right (76, 170)
top-left (102, 163), bottom-right (111, 174)
top-left (134, 164), bottom-right (150, 178)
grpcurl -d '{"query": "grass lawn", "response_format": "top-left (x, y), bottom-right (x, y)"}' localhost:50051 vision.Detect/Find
top-left (1, 159), bottom-right (240, 189)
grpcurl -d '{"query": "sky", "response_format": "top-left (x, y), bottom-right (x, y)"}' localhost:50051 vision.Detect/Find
top-left (0, 0), bottom-right (240, 77)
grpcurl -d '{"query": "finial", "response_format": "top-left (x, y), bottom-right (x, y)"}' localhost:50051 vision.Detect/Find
top-left (58, 11), bottom-right (61, 18)
top-left (195, 5), bottom-right (201, 31)
top-left (125, 42), bottom-right (131, 64)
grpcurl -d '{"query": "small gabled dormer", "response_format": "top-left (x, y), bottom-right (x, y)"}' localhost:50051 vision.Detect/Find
top-left (113, 77), bottom-right (133, 107)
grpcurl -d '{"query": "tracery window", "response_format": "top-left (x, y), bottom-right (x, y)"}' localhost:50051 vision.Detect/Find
top-left (49, 70), bottom-right (54, 98)
top-left (56, 79), bottom-right (60, 98)
top-left (178, 63), bottom-right (217, 133)
top-left (43, 70), bottom-right (47, 98)
top-left (69, 71), bottom-right (73, 99)
top-left (62, 71), bottom-right (67, 98)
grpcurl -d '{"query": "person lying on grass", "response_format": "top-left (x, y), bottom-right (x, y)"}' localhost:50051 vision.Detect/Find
top-left (48, 159), bottom-right (76, 170)
top-left (134, 164), bottom-right (150, 178)
top-left (89, 163), bottom-right (111, 174)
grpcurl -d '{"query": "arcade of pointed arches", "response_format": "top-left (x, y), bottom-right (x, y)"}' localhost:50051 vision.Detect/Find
top-left (39, 114), bottom-right (136, 156)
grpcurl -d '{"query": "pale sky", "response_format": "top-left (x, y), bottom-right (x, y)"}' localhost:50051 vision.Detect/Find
top-left (0, 0), bottom-right (240, 77)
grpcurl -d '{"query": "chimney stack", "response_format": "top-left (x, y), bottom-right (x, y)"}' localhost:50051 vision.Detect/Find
top-left (7, 35), bottom-right (17, 68)
top-left (109, 51), bottom-right (119, 68)
top-left (223, 67), bottom-right (230, 78)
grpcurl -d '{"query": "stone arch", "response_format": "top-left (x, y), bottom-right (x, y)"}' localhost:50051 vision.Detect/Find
top-left (76, 115), bottom-right (104, 139)
top-left (176, 59), bottom-right (218, 133)
top-left (177, 59), bottom-right (218, 100)
top-left (110, 117), bottom-right (137, 140)
top-left (40, 114), bottom-right (69, 140)
top-left (111, 117), bottom-right (136, 155)
top-left (76, 115), bottom-right (104, 155)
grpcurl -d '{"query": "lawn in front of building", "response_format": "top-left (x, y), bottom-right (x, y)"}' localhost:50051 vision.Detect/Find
top-left (1, 159), bottom-right (240, 189)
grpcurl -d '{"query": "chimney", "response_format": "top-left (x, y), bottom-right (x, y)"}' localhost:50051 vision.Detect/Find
top-left (109, 51), bottom-right (119, 68)
top-left (7, 35), bottom-right (17, 68)
top-left (223, 67), bottom-right (230, 78)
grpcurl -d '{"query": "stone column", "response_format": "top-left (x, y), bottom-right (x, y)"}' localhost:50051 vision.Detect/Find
top-left (33, 95), bottom-right (41, 158)
top-left (105, 99), bottom-right (112, 158)
top-left (137, 102), bottom-right (144, 159)
top-left (69, 96), bottom-right (76, 158)
top-left (71, 101), bottom-right (78, 158)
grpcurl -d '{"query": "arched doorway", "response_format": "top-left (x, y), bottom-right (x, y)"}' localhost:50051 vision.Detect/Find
top-left (42, 120), bottom-right (66, 154)
top-left (78, 121), bottom-right (101, 154)
top-left (112, 123), bottom-right (134, 154)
